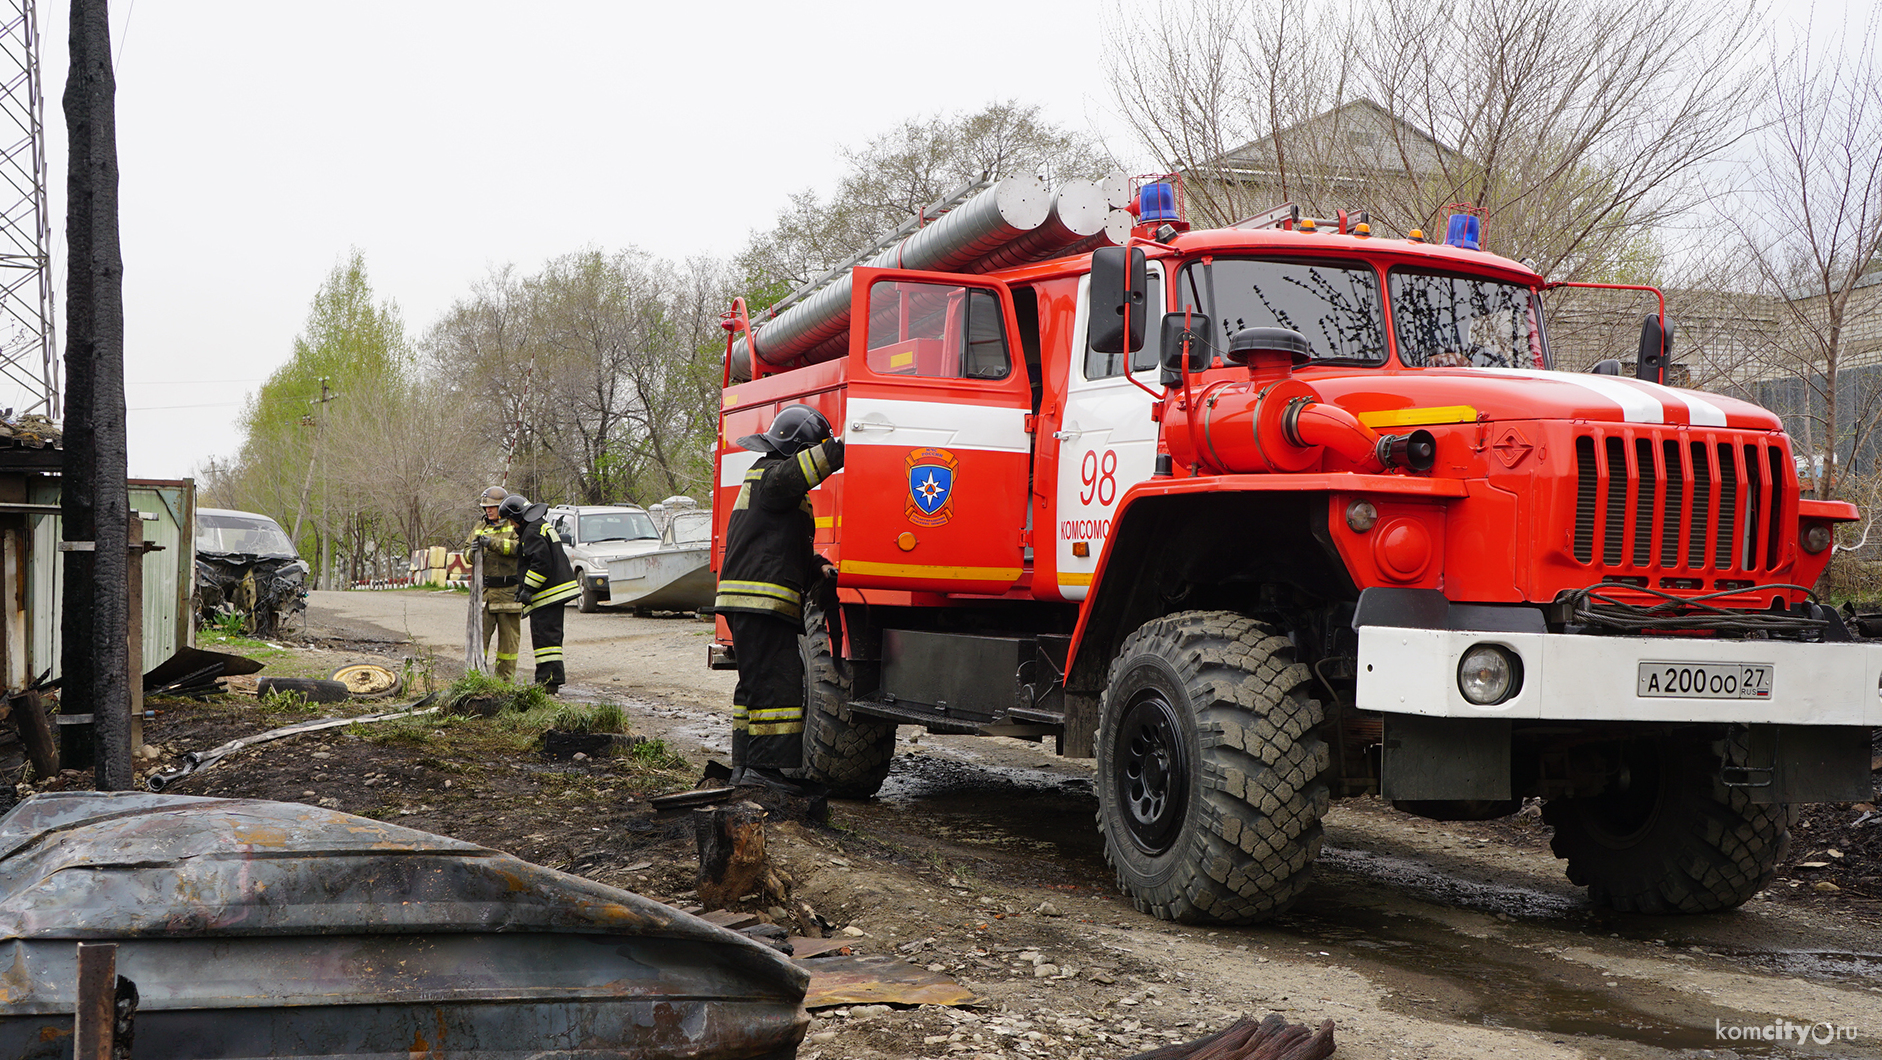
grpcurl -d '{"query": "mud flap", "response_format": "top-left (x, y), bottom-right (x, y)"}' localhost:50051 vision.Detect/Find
top-left (1381, 715), bottom-right (1511, 800)
top-left (1735, 725), bottom-right (1873, 804)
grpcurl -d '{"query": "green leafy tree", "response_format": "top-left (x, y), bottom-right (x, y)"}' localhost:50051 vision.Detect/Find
top-left (224, 250), bottom-right (412, 582)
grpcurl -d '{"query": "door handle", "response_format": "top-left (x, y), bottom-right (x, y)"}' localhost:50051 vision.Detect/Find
top-left (849, 421), bottom-right (896, 432)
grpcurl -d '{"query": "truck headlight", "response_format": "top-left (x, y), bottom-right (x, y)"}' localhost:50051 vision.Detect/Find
top-left (1458, 644), bottom-right (1521, 705)
top-left (1802, 524), bottom-right (1832, 554)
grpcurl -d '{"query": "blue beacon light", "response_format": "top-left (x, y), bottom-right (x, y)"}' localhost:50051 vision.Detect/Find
top-left (1445, 212), bottom-right (1481, 250)
top-left (1138, 183), bottom-right (1180, 223)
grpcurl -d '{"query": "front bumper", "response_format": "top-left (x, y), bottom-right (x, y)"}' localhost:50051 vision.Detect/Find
top-left (581, 571), bottom-right (610, 599)
top-left (1357, 625), bottom-right (1882, 725)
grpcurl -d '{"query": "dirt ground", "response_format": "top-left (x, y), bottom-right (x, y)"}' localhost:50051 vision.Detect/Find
top-left (23, 589), bottom-right (1882, 1060)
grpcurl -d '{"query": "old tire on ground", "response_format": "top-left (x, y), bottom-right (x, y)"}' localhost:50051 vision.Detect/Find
top-left (329, 663), bottom-right (402, 698)
top-left (799, 602), bottom-right (896, 798)
top-left (1542, 729), bottom-right (1793, 913)
top-left (1095, 611), bottom-right (1330, 924)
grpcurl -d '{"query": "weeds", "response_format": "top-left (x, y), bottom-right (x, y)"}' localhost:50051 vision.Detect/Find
top-left (353, 711), bottom-right (473, 747)
top-left (549, 703), bottom-right (626, 734)
top-left (627, 737), bottom-right (688, 771)
top-left (442, 672), bottom-right (554, 714)
top-left (254, 688), bottom-right (315, 716)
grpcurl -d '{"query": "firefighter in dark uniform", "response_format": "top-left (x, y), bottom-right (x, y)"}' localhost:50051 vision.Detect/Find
top-left (499, 493), bottom-right (579, 693)
top-left (468, 485), bottom-right (522, 682)
top-left (714, 405), bottom-right (843, 792)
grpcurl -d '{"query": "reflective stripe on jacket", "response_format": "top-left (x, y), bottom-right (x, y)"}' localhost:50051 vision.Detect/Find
top-left (714, 438), bottom-right (843, 622)
top-left (516, 518), bottom-right (578, 615)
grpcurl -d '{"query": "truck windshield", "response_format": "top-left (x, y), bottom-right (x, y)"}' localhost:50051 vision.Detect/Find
top-left (579, 511), bottom-right (658, 543)
top-left (1177, 258), bottom-right (1385, 364)
top-left (1389, 269), bottom-right (1547, 369)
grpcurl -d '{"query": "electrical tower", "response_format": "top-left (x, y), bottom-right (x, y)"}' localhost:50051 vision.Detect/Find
top-left (0, 0), bottom-right (55, 419)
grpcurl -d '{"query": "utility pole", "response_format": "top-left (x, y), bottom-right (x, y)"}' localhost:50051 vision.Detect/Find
top-left (288, 377), bottom-right (337, 585)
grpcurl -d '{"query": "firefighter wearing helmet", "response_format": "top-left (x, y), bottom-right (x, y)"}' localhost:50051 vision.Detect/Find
top-left (714, 404), bottom-right (844, 793)
top-left (500, 492), bottom-right (579, 693)
top-left (466, 485), bottom-right (523, 681)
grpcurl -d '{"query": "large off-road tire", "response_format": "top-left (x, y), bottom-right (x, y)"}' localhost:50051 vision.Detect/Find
top-left (1095, 611), bottom-right (1331, 924)
top-left (1542, 729), bottom-right (1794, 914)
top-left (799, 603), bottom-right (896, 798)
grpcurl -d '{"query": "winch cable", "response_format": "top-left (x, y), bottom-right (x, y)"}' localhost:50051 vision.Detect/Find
top-left (1566, 583), bottom-right (1831, 635)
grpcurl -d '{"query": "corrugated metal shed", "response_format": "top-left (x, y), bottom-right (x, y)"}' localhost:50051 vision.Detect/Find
top-left (27, 477), bottom-right (195, 682)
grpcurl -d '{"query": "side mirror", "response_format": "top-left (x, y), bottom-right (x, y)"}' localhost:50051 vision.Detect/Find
top-left (1158, 313), bottom-right (1212, 386)
top-left (1636, 314), bottom-right (1673, 386)
top-left (1589, 358), bottom-right (1623, 376)
top-left (1088, 246), bottom-right (1147, 355)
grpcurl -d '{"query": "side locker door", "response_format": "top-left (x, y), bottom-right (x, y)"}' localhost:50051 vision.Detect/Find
top-left (1053, 267), bottom-right (1164, 599)
top-left (839, 267), bottom-right (1033, 595)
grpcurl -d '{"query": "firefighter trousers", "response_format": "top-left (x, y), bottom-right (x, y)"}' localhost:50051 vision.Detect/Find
top-left (527, 601), bottom-right (566, 691)
top-left (482, 597), bottom-right (522, 683)
top-left (727, 611), bottom-right (804, 773)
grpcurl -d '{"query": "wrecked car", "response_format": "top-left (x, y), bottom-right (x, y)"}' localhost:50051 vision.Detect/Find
top-left (193, 507), bottom-right (308, 637)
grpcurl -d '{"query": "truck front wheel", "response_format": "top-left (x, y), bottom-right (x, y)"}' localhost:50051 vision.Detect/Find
top-left (1095, 611), bottom-right (1330, 924)
top-left (800, 603), bottom-right (897, 798)
top-left (1542, 730), bottom-right (1794, 914)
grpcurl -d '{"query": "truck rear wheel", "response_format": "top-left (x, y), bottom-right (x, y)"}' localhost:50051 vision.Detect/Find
top-left (1542, 729), bottom-right (1794, 914)
top-left (1095, 611), bottom-right (1330, 924)
top-left (800, 603), bottom-right (896, 798)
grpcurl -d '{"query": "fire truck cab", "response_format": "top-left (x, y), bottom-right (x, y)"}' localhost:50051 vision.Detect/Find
top-left (713, 184), bottom-right (1879, 924)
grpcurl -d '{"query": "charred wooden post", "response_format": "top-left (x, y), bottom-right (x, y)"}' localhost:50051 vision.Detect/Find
top-left (694, 800), bottom-right (770, 910)
top-left (8, 690), bottom-right (56, 779)
top-left (61, 0), bottom-right (131, 790)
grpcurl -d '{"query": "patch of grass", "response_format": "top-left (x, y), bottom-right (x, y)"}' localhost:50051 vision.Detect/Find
top-left (253, 688), bottom-right (319, 716)
top-left (197, 629), bottom-right (287, 659)
top-left (352, 710), bottom-right (473, 747)
top-left (549, 703), bottom-right (627, 734)
top-left (488, 701), bottom-right (564, 751)
top-left (627, 737), bottom-right (688, 771)
top-left (443, 672), bottom-right (554, 714)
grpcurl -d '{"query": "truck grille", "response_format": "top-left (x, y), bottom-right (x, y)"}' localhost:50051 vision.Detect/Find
top-left (1572, 432), bottom-right (1789, 576)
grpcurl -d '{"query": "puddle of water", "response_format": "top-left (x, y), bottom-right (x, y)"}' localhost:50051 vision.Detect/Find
top-left (1318, 844), bottom-right (1585, 920)
top-left (1276, 892), bottom-right (1860, 1057)
top-left (859, 753), bottom-right (1106, 868)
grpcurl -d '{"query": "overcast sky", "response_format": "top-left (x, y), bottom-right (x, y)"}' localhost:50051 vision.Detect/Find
top-left (19, 1), bottom-right (1865, 483)
top-left (27, 1), bottom-right (1128, 480)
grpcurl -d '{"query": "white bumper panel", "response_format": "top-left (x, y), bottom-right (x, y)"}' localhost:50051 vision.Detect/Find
top-left (1356, 626), bottom-right (1882, 725)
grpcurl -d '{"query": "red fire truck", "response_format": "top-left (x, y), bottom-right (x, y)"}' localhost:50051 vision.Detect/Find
top-left (711, 177), bottom-right (1878, 923)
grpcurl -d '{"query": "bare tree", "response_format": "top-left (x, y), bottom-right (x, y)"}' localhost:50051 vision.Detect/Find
top-left (425, 265), bottom-right (538, 487)
top-left (1107, 0), bottom-right (1762, 282)
top-left (738, 101), bottom-right (1110, 295)
top-left (1716, 16), bottom-right (1882, 502)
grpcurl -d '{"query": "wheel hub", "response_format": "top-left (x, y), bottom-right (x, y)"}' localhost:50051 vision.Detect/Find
top-left (1114, 689), bottom-right (1189, 854)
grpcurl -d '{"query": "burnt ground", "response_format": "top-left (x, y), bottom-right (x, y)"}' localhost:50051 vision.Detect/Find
top-left (12, 591), bottom-right (1882, 1060)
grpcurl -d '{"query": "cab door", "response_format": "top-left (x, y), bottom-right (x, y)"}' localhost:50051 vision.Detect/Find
top-left (839, 267), bottom-right (1033, 595)
top-left (1053, 267), bottom-right (1164, 599)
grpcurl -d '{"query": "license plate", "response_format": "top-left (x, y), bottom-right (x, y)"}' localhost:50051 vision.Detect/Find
top-left (1637, 661), bottom-right (1773, 699)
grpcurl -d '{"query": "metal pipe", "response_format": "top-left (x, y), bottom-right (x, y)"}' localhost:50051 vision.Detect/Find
top-left (962, 179), bottom-right (1109, 272)
top-left (733, 175), bottom-right (1051, 371)
top-left (1053, 209), bottom-right (1134, 259)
